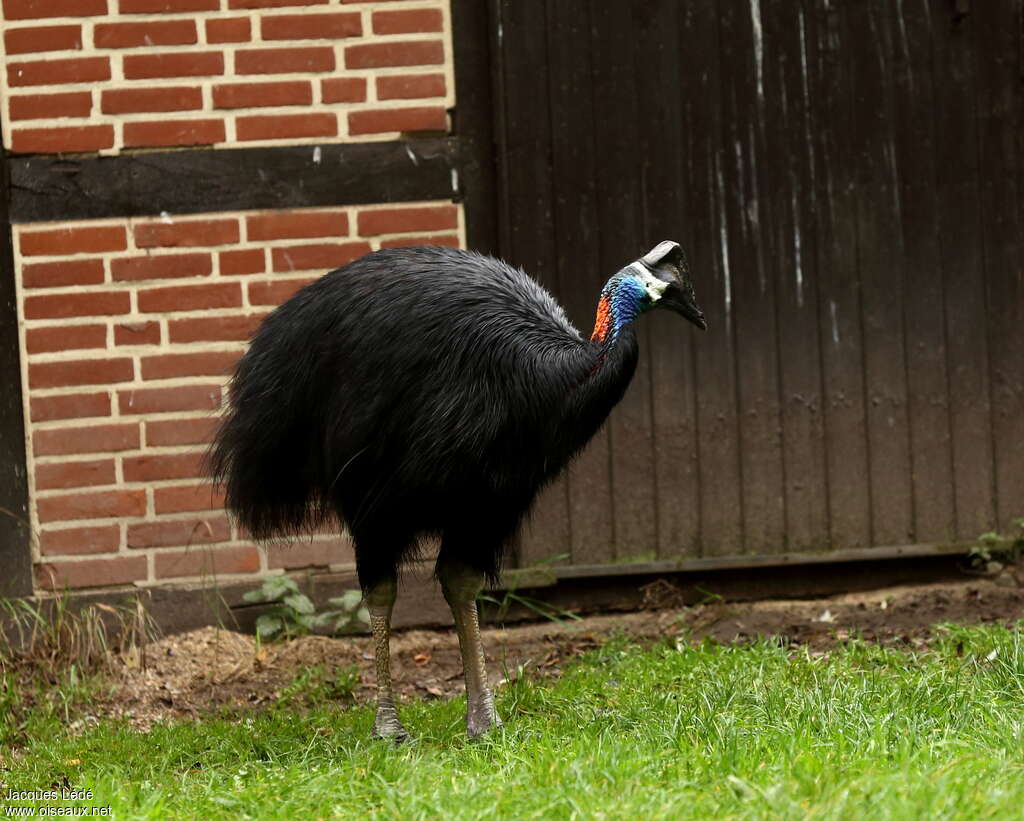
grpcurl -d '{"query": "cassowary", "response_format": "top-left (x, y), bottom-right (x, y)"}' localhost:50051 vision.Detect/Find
top-left (208, 240), bottom-right (705, 740)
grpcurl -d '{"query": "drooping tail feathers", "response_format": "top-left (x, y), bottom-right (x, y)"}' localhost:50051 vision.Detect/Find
top-left (205, 313), bottom-right (335, 543)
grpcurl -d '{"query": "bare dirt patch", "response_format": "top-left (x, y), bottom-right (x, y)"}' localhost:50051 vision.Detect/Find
top-left (97, 577), bottom-right (1024, 730)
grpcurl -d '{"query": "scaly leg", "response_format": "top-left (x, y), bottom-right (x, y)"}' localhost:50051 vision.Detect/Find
top-left (438, 558), bottom-right (502, 738)
top-left (364, 575), bottom-right (409, 742)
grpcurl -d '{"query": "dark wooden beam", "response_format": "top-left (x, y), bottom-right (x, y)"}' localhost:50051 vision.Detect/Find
top-left (8, 138), bottom-right (459, 224)
top-left (450, 0), bottom-right (500, 255)
top-left (0, 137), bottom-right (35, 597)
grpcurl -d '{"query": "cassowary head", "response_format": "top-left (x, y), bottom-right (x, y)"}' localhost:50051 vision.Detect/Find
top-left (629, 240), bottom-right (707, 330)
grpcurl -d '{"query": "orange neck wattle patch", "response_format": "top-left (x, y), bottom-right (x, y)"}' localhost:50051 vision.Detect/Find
top-left (591, 295), bottom-right (612, 343)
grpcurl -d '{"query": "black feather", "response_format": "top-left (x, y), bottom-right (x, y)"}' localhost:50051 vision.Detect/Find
top-left (207, 246), bottom-right (643, 589)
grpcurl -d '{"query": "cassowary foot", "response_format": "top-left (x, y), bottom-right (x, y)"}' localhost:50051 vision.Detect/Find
top-left (372, 699), bottom-right (410, 743)
top-left (466, 688), bottom-right (503, 739)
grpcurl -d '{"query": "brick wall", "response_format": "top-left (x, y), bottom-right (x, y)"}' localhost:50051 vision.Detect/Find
top-left (1, 0), bottom-right (452, 153)
top-left (17, 203), bottom-right (462, 591)
top-left (2, 0), bottom-right (464, 594)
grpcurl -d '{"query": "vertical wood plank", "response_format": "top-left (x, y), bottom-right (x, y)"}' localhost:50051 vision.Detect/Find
top-left (588, 0), bottom-right (659, 562)
top-left (544, 0), bottom-right (614, 567)
top-left (718, 0), bottom-right (786, 554)
top-left (808, 0), bottom-right (873, 549)
top-left (493, 0), bottom-right (572, 567)
top-left (847, 1), bottom-right (915, 545)
top-left (685, 2), bottom-right (744, 557)
top-left (974, 0), bottom-right (1024, 532)
top-left (888, 0), bottom-right (957, 543)
top-left (931, 1), bottom-right (997, 539)
top-left (762, 0), bottom-right (830, 552)
top-left (631, 0), bottom-right (702, 561)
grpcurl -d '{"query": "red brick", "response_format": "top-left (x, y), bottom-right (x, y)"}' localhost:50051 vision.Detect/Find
top-left (37, 489), bottom-right (146, 523)
top-left (4, 25), bottom-right (82, 55)
top-left (119, 384), bottom-right (220, 414)
top-left (94, 20), bottom-right (196, 48)
top-left (36, 555), bottom-right (147, 590)
top-left (22, 259), bottom-right (105, 289)
top-left (154, 483), bottom-right (225, 514)
top-left (114, 321), bottom-right (161, 346)
top-left (345, 40), bottom-right (443, 70)
top-left (111, 252), bottom-right (213, 282)
top-left (235, 46), bottom-right (334, 75)
top-left (123, 52), bottom-right (223, 80)
top-left (30, 392), bottom-right (110, 423)
top-left (155, 545), bottom-right (260, 579)
top-left (123, 119), bottom-right (225, 149)
top-left (168, 315), bottom-right (264, 343)
top-left (21, 225), bottom-right (125, 257)
top-left (248, 278), bottom-right (316, 305)
top-left (7, 56), bottom-right (110, 87)
top-left (24, 291), bottom-right (130, 320)
top-left (219, 248), bottom-right (265, 276)
top-left (321, 76), bottom-right (366, 103)
top-left (213, 81), bottom-right (311, 110)
top-left (146, 417), bottom-right (216, 447)
top-left (29, 358), bottom-right (134, 390)
top-left (372, 8), bottom-right (443, 35)
top-left (271, 241), bottom-right (370, 272)
top-left (127, 516), bottom-right (230, 549)
top-left (141, 350), bottom-right (239, 380)
top-left (120, 0), bottom-right (218, 12)
top-left (36, 459), bottom-right (116, 491)
top-left (102, 86), bottom-right (202, 114)
top-left (11, 125), bottom-right (113, 154)
top-left (377, 73), bottom-right (446, 101)
top-left (39, 524), bottom-right (120, 557)
top-left (10, 92), bottom-right (91, 121)
top-left (135, 220), bottom-right (238, 249)
top-left (34, 423), bottom-right (138, 456)
top-left (358, 205), bottom-right (457, 237)
top-left (123, 452), bottom-right (204, 482)
top-left (3, 0), bottom-right (106, 20)
top-left (266, 539), bottom-right (354, 569)
top-left (206, 17), bottom-right (250, 43)
top-left (229, 0), bottom-right (327, 7)
top-left (261, 12), bottom-right (361, 40)
top-left (26, 323), bottom-right (107, 354)
top-left (247, 210), bottom-right (348, 241)
top-left (349, 106), bottom-right (446, 137)
top-left (380, 233), bottom-right (460, 249)
top-left (237, 113), bottom-right (336, 141)
top-left (138, 282), bottom-right (242, 313)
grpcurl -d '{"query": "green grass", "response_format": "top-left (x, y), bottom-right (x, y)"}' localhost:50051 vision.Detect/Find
top-left (3, 623), bottom-right (1024, 820)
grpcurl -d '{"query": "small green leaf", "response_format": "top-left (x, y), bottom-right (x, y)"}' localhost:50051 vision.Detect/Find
top-left (255, 615), bottom-right (282, 638)
top-left (242, 589), bottom-right (267, 603)
top-left (284, 594), bottom-right (315, 615)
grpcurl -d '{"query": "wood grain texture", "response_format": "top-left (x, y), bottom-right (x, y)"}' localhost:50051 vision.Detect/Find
top-left (974, 0), bottom-right (1024, 532)
top-left (808, 0), bottom-right (872, 549)
top-left (848, 1), bottom-right (914, 545)
top-left (633, 0), bottom-right (702, 562)
top-left (10, 139), bottom-right (458, 223)
top-left (493, 0), bottom-right (573, 567)
top-left (0, 115), bottom-right (35, 597)
top-left (889, 0), bottom-right (957, 543)
top-left (543, 0), bottom-right (613, 567)
top-left (931, 2), bottom-right (997, 540)
top-left (718, 0), bottom-right (786, 555)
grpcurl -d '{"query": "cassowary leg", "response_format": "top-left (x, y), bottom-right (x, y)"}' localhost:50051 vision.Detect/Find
top-left (438, 558), bottom-right (502, 738)
top-left (364, 575), bottom-right (409, 742)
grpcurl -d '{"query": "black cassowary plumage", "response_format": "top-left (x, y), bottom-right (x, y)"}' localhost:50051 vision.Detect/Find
top-left (208, 244), bottom-right (705, 592)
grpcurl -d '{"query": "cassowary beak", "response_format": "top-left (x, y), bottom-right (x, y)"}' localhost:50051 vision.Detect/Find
top-left (662, 283), bottom-right (707, 330)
